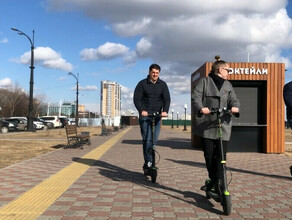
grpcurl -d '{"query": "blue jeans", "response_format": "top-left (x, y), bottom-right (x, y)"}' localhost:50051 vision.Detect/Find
top-left (139, 116), bottom-right (161, 166)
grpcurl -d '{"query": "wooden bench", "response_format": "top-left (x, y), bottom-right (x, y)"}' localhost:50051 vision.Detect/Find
top-left (65, 125), bottom-right (91, 149)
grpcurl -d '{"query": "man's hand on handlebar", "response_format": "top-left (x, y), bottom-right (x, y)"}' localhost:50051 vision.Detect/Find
top-left (230, 107), bottom-right (239, 114)
top-left (161, 112), bottom-right (168, 117)
top-left (141, 111), bottom-right (168, 117)
top-left (200, 107), bottom-right (210, 115)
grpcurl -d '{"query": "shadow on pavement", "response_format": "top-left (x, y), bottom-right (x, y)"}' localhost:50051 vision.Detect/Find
top-left (122, 137), bottom-right (192, 150)
top-left (167, 158), bottom-right (292, 181)
top-left (52, 144), bottom-right (66, 149)
top-left (72, 157), bottom-right (223, 215)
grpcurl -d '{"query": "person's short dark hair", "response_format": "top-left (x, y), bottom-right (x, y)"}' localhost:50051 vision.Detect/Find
top-left (149, 63), bottom-right (161, 72)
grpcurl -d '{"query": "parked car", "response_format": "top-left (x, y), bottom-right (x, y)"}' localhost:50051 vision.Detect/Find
top-left (0, 119), bottom-right (18, 133)
top-left (34, 118), bottom-right (54, 129)
top-left (9, 117), bottom-right (44, 130)
top-left (69, 120), bottom-right (76, 125)
top-left (58, 116), bottom-right (70, 128)
top-left (5, 118), bottom-right (29, 131)
top-left (33, 120), bottom-right (44, 130)
top-left (39, 116), bottom-right (62, 128)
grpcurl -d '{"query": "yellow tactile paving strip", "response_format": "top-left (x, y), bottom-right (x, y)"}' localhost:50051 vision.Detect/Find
top-left (0, 127), bottom-right (132, 220)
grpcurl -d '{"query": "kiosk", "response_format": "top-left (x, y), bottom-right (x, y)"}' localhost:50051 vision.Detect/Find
top-left (191, 62), bottom-right (285, 153)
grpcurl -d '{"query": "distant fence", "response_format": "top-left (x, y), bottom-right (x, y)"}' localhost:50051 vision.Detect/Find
top-left (72, 117), bottom-right (120, 127)
top-left (73, 118), bottom-right (191, 127)
top-left (162, 119), bottom-right (191, 126)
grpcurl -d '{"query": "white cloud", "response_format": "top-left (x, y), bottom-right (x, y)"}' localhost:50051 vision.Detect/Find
top-left (136, 37), bottom-right (152, 57)
top-left (163, 75), bottom-right (190, 95)
top-left (113, 17), bottom-right (152, 37)
top-left (46, 0), bottom-right (292, 110)
top-left (70, 85), bottom-right (98, 91)
top-left (79, 85), bottom-right (98, 91)
top-left (18, 47), bottom-right (73, 71)
top-left (48, 0), bottom-right (292, 72)
top-left (83, 102), bottom-right (99, 112)
top-left (80, 42), bottom-right (129, 61)
top-left (0, 38), bottom-right (8, 43)
top-left (0, 78), bottom-right (12, 88)
top-left (123, 51), bottom-right (137, 66)
top-left (120, 85), bottom-right (136, 112)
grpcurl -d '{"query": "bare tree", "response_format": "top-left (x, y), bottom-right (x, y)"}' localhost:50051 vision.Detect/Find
top-left (0, 83), bottom-right (30, 117)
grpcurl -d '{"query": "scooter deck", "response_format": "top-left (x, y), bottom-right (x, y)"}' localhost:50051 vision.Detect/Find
top-left (206, 190), bottom-right (221, 202)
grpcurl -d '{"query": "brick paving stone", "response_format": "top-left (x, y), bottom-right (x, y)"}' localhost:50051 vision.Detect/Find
top-left (42, 210), bottom-right (67, 217)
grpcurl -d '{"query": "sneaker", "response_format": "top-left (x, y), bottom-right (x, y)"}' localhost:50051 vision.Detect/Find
top-left (143, 164), bottom-right (150, 175)
top-left (200, 179), bottom-right (211, 191)
top-left (147, 161), bottom-right (152, 168)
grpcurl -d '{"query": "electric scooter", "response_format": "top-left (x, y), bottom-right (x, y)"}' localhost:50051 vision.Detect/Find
top-left (201, 107), bottom-right (238, 215)
top-left (143, 112), bottom-right (161, 183)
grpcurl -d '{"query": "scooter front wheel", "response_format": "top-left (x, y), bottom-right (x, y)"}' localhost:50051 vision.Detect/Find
top-left (222, 195), bottom-right (232, 215)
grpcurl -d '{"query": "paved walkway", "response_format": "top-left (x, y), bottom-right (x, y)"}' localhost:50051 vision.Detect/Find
top-left (0, 126), bottom-right (291, 219)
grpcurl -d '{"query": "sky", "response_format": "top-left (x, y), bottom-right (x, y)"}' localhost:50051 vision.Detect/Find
top-left (1, 0), bottom-right (292, 116)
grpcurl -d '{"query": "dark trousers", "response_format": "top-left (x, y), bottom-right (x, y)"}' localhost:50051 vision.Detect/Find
top-left (202, 138), bottom-right (227, 187)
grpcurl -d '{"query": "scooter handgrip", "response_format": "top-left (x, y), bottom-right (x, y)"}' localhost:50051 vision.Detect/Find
top-left (234, 112), bottom-right (240, 118)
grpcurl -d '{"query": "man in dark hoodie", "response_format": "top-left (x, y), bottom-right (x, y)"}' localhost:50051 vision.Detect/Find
top-left (192, 56), bottom-right (240, 193)
top-left (133, 63), bottom-right (170, 173)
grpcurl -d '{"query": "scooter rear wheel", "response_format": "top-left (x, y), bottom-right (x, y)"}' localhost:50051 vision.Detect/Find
top-left (222, 195), bottom-right (232, 215)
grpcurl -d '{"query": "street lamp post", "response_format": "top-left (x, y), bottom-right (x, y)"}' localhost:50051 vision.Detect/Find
top-left (171, 109), bottom-right (174, 128)
top-left (183, 104), bottom-right (187, 131)
top-left (68, 72), bottom-right (79, 126)
top-left (176, 112), bottom-right (179, 128)
top-left (11, 28), bottom-right (35, 131)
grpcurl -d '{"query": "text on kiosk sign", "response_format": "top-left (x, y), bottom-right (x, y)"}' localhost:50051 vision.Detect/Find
top-left (192, 67), bottom-right (268, 83)
top-left (229, 67), bottom-right (268, 75)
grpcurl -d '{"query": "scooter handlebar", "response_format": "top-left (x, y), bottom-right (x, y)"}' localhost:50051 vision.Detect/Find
top-left (147, 112), bottom-right (162, 118)
top-left (198, 107), bottom-right (240, 118)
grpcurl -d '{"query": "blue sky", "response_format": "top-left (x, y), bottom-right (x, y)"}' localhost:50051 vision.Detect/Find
top-left (1, 0), bottom-right (292, 115)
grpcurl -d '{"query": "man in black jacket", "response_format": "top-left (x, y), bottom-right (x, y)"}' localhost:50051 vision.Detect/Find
top-left (283, 80), bottom-right (292, 176)
top-left (283, 81), bottom-right (292, 129)
top-left (133, 63), bottom-right (171, 172)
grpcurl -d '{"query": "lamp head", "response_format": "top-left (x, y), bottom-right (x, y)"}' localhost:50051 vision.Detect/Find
top-left (11, 28), bottom-right (24, 35)
top-left (11, 27), bottom-right (19, 32)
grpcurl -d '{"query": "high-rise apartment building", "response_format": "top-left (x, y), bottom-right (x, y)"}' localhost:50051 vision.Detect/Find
top-left (100, 80), bottom-right (121, 117)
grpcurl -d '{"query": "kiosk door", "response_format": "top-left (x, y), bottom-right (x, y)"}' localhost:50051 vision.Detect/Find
top-left (229, 81), bottom-right (267, 152)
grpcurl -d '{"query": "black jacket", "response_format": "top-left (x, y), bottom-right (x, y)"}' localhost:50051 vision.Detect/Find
top-left (283, 81), bottom-right (292, 117)
top-left (133, 76), bottom-right (171, 115)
